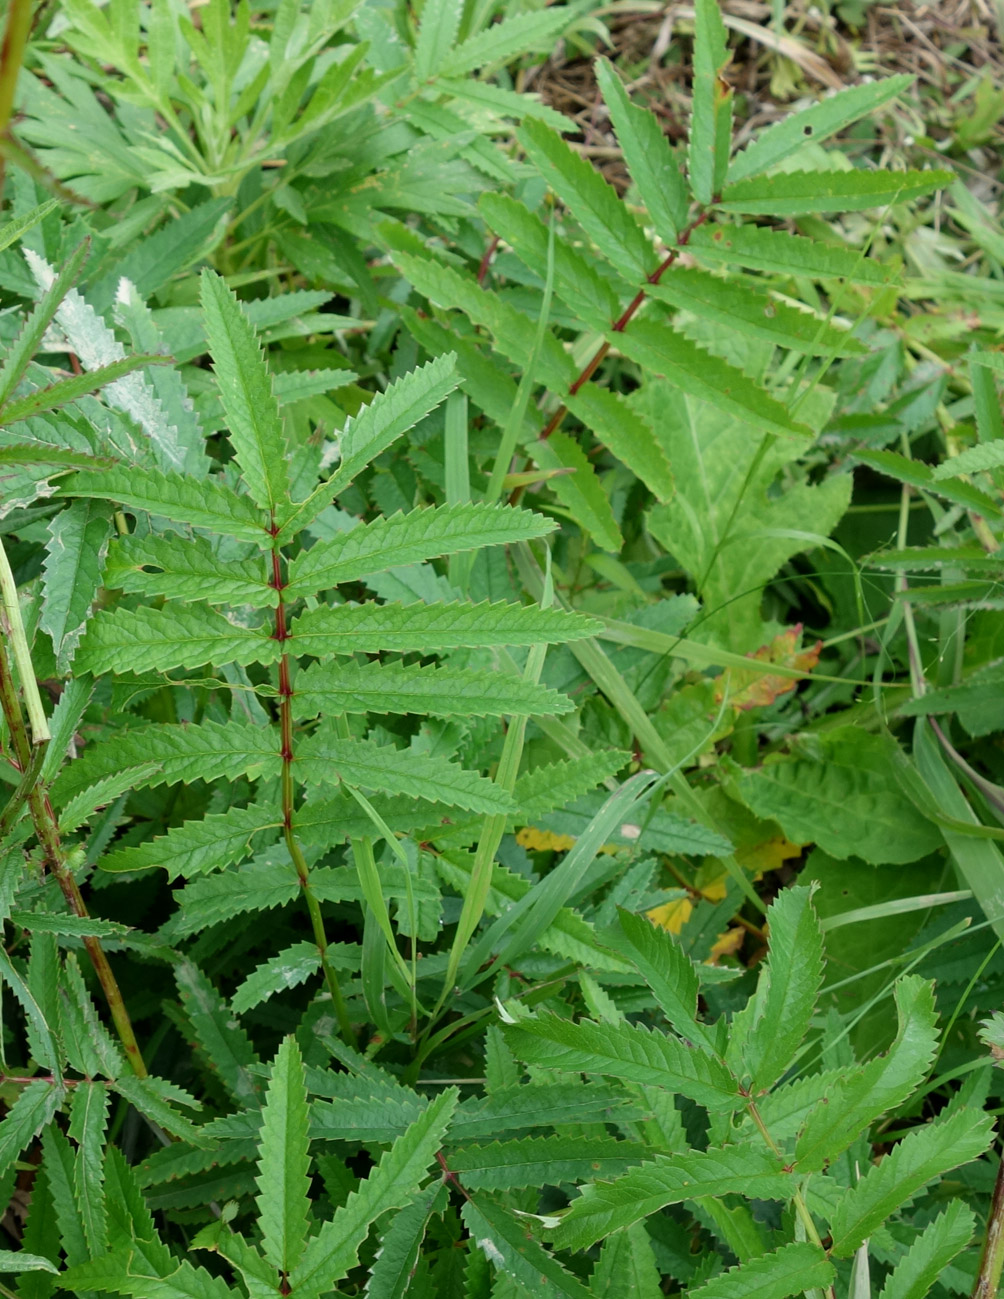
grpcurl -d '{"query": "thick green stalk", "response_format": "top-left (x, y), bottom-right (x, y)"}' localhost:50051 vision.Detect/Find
top-left (269, 534), bottom-right (354, 1043)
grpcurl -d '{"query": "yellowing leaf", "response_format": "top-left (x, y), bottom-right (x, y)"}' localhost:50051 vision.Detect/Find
top-left (708, 927), bottom-right (745, 962)
top-left (516, 828), bottom-right (579, 853)
top-left (715, 625), bottom-right (822, 711)
top-left (647, 898), bottom-right (693, 934)
top-left (738, 834), bottom-right (803, 875)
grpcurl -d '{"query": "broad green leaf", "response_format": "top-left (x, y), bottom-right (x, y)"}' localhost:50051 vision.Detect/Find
top-left (686, 1243), bottom-right (834, 1299)
top-left (829, 1107), bottom-right (993, 1257)
top-left (478, 191), bottom-right (624, 330)
top-left (648, 269), bottom-right (865, 356)
top-left (285, 354), bottom-right (460, 537)
top-left (505, 1013), bottom-right (743, 1110)
top-left (54, 719), bottom-right (277, 804)
top-left (689, 222), bottom-right (896, 285)
top-left (297, 732), bottom-right (515, 813)
top-left (565, 386), bottom-right (675, 501)
top-left (876, 1200), bottom-right (975, 1299)
top-left (68, 1082), bottom-right (110, 1255)
top-left (232, 942), bottom-right (324, 1014)
top-left (112, 1076), bottom-right (209, 1148)
top-left (462, 1196), bottom-right (593, 1299)
top-left (855, 448), bottom-right (1004, 517)
top-left (440, 6), bottom-right (578, 75)
top-left (448, 1135), bottom-right (647, 1189)
top-left (595, 59), bottom-right (688, 243)
top-left (63, 467), bottom-right (270, 545)
top-left (688, 0), bottom-right (732, 205)
top-left (200, 269), bottom-right (290, 514)
top-left (552, 1145), bottom-right (794, 1252)
top-left (451, 1084), bottom-right (640, 1141)
top-left (640, 378), bottom-right (849, 648)
top-left (518, 119), bottom-right (655, 280)
top-left (290, 1088), bottom-right (458, 1296)
top-left (0, 1081), bottom-right (65, 1180)
top-left (76, 604), bottom-right (280, 675)
top-left (1, 355), bottom-right (167, 425)
top-left (932, 438), bottom-right (1004, 479)
top-left (616, 319), bottom-right (812, 439)
top-left (256, 1037), bottom-right (311, 1277)
top-left (591, 1221), bottom-right (661, 1299)
top-left (719, 168), bottom-right (952, 216)
top-left (105, 534), bottom-right (277, 607)
top-left (733, 727), bottom-right (941, 864)
top-left (175, 960), bottom-right (262, 1106)
top-left (727, 77), bottom-right (914, 182)
top-left (39, 498), bottom-right (112, 671)
top-left (530, 432), bottom-right (623, 552)
top-left (100, 805), bottom-right (277, 878)
top-left (726, 886), bottom-right (823, 1092)
top-left (285, 502), bottom-right (555, 597)
top-left (292, 659), bottom-right (574, 720)
top-left (414, 0), bottom-right (462, 80)
top-left (795, 976), bottom-right (939, 1170)
top-left (610, 908), bottom-right (713, 1050)
top-left (290, 601), bottom-right (602, 656)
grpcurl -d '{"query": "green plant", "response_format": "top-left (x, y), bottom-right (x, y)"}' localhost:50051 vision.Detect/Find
top-left (1, 0), bottom-right (1003, 1296)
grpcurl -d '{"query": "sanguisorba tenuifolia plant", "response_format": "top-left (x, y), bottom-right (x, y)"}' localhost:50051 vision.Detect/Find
top-left (1, 0), bottom-right (999, 1295)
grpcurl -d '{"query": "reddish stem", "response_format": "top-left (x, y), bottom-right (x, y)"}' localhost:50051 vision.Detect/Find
top-left (539, 209), bottom-right (711, 442)
top-left (477, 235), bottom-right (501, 286)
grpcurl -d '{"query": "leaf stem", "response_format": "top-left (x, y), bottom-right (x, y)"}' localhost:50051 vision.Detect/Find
top-left (269, 528), bottom-right (354, 1043)
top-left (0, 0), bottom-right (32, 197)
top-left (972, 1135), bottom-right (1004, 1299)
top-left (0, 621), bottom-right (147, 1078)
top-left (746, 1098), bottom-right (835, 1298)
